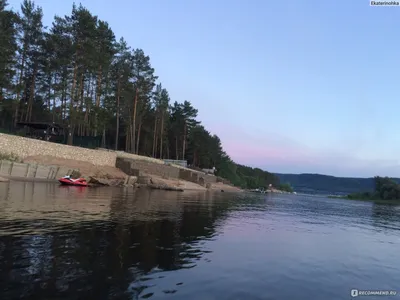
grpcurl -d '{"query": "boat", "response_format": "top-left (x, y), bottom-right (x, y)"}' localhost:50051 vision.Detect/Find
top-left (58, 175), bottom-right (88, 187)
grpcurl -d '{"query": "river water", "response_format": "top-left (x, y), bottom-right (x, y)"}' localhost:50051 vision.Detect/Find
top-left (0, 181), bottom-right (399, 300)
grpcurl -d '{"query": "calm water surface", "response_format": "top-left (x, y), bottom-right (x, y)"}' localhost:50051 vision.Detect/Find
top-left (0, 181), bottom-right (399, 300)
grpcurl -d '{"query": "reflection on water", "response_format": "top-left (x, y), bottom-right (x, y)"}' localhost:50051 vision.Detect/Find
top-left (0, 181), bottom-right (399, 300)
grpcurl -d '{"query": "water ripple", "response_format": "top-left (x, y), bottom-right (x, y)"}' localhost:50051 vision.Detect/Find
top-left (0, 182), bottom-right (399, 299)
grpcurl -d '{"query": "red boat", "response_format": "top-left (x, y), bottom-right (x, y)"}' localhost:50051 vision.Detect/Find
top-left (58, 176), bottom-right (88, 187)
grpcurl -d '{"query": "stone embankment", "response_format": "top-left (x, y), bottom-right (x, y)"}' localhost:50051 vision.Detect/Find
top-left (0, 133), bottom-right (242, 192)
top-left (0, 133), bottom-right (116, 166)
top-left (116, 156), bottom-right (220, 187)
top-left (0, 160), bottom-right (78, 181)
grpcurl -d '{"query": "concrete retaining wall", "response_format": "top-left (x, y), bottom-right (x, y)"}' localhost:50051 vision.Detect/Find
top-left (116, 157), bottom-right (218, 187)
top-left (0, 160), bottom-right (79, 180)
top-left (0, 133), bottom-right (117, 166)
top-left (115, 151), bottom-right (205, 174)
top-left (116, 157), bottom-right (180, 179)
top-left (178, 168), bottom-right (217, 186)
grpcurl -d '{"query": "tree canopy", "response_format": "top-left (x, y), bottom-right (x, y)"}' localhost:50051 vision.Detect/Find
top-left (347, 176), bottom-right (400, 201)
top-left (0, 0), bottom-right (281, 190)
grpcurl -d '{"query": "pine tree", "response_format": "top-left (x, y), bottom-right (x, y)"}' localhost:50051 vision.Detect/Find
top-left (13, 0), bottom-right (44, 124)
top-left (130, 48), bottom-right (157, 153)
top-left (0, 0), bottom-right (18, 102)
top-left (0, 0), bottom-right (282, 189)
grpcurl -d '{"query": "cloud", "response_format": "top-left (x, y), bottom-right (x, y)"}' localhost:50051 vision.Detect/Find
top-left (216, 124), bottom-right (400, 177)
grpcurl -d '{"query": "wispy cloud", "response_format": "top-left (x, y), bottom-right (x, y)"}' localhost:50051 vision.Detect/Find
top-left (216, 123), bottom-right (400, 178)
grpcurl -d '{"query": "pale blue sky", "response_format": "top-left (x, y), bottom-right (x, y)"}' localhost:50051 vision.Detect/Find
top-left (8, 0), bottom-right (400, 177)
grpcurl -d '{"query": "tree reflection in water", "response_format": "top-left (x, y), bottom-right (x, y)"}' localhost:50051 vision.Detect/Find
top-left (0, 182), bottom-right (236, 299)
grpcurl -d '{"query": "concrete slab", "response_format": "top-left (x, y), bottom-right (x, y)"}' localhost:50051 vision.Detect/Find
top-left (56, 167), bottom-right (71, 178)
top-left (47, 166), bottom-right (59, 180)
top-left (0, 160), bottom-right (12, 176)
top-left (10, 162), bottom-right (29, 177)
top-left (130, 168), bottom-right (142, 177)
top-left (0, 176), bottom-right (9, 182)
top-left (35, 165), bottom-right (51, 179)
top-left (27, 164), bottom-right (38, 178)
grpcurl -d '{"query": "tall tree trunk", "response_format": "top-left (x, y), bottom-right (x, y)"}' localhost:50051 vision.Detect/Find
top-left (175, 136), bottom-right (179, 160)
top-left (115, 78), bottom-right (121, 150)
top-left (78, 74), bottom-right (84, 112)
top-left (94, 65), bottom-right (103, 136)
top-left (68, 62), bottom-right (78, 145)
top-left (89, 77), bottom-right (95, 136)
top-left (95, 66), bottom-right (102, 107)
top-left (19, 86), bottom-right (28, 122)
top-left (83, 77), bottom-right (91, 135)
top-left (136, 121), bottom-right (142, 154)
top-left (143, 133), bottom-right (149, 155)
top-left (61, 85), bottom-right (66, 120)
top-left (26, 63), bottom-right (38, 122)
top-left (52, 75), bottom-right (56, 122)
top-left (76, 74), bottom-right (85, 137)
top-left (125, 123), bottom-right (131, 152)
top-left (159, 113), bottom-right (164, 159)
top-left (154, 131), bottom-right (158, 159)
top-left (152, 116), bottom-right (157, 157)
top-left (130, 120), bottom-right (134, 153)
top-left (182, 121), bottom-right (187, 160)
top-left (131, 88), bottom-right (138, 153)
top-left (46, 76), bottom-right (51, 112)
top-left (193, 150), bottom-right (197, 166)
top-left (166, 142), bottom-right (170, 159)
top-left (102, 127), bottom-right (106, 148)
top-left (14, 45), bottom-right (27, 126)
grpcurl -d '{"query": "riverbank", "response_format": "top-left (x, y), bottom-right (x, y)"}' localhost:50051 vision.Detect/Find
top-left (23, 155), bottom-right (241, 192)
top-left (326, 177), bottom-right (400, 204)
top-left (328, 194), bottom-right (400, 204)
top-left (247, 188), bottom-right (296, 195)
top-left (0, 133), bottom-right (243, 192)
top-left (0, 155), bottom-right (241, 192)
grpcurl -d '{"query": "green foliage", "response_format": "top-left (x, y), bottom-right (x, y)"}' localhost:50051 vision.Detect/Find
top-left (0, 0), bottom-right (282, 188)
top-left (347, 176), bottom-right (400, 201)
top-left (234, 164), bottom-right (280, 189)
top-left (278, 183), bottom-right (293, 193)
top-left (0, 152), bottom-right (21, 162)
top-left (274, 173), bottom-right (393, 194)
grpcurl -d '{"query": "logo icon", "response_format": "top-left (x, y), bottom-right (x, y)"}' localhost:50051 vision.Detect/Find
top-left (351, 289), bottom-right (359, 297)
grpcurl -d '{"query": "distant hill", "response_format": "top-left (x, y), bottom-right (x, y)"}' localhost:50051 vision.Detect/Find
top-left (274, 173), bottom-right (400, 195)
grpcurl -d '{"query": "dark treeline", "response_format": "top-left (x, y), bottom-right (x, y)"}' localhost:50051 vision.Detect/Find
top-left (275, 173), bottom-right (400, 195)
top-left (347, 176), bottom-right (400, 201)
top-left (0, 0), bottom-right (281, 189)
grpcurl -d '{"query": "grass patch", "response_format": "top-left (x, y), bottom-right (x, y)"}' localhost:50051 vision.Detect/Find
top-left (0, 153), bottom-right (22, 162)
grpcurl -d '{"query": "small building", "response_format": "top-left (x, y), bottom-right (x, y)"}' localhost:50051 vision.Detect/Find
top-left (17, 121), bottom-right (65, 142)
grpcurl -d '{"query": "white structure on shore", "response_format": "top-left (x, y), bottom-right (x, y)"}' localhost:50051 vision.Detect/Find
top-left (202, 167), bottom-right (217, 175)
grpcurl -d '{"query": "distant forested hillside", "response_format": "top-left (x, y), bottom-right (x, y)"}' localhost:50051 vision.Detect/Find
top-left (275, 173), bottom-right (400, 195)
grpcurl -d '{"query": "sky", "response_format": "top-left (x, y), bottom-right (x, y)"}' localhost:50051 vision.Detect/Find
top-left (7, 0), bottom-right (400, 177)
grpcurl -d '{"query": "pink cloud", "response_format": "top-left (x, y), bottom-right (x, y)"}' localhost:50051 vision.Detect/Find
top-left (213, 124), bottom-right (400, 177)
top-left (229, 143), bottom-right (400, 177)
